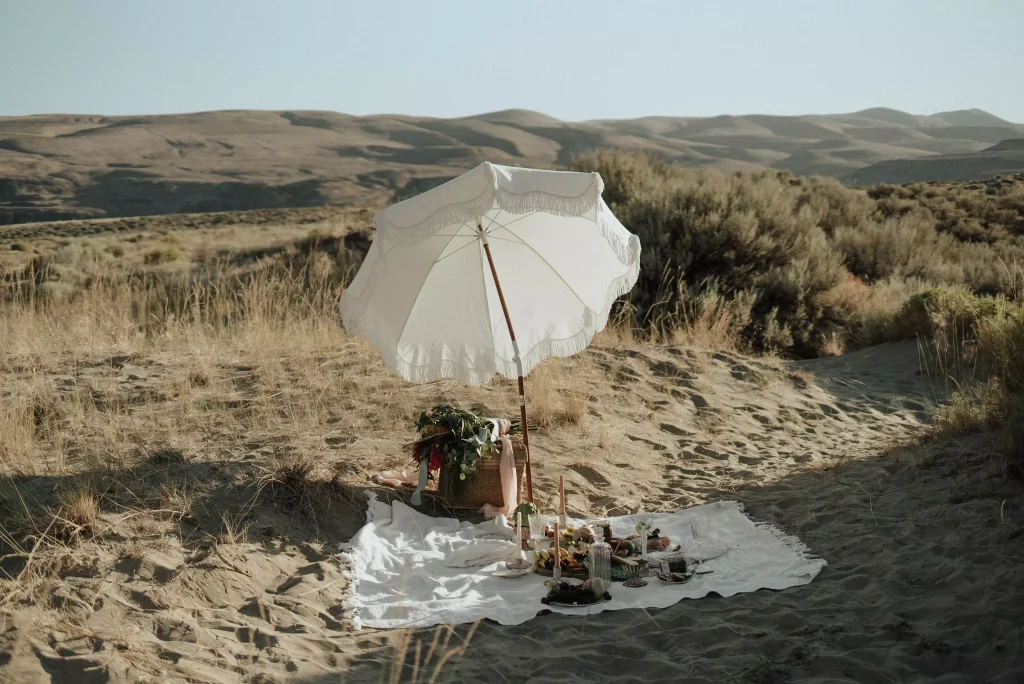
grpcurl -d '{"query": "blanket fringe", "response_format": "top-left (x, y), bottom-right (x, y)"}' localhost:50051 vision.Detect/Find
top-left (728, 500), bottom-right (827, 569)
top-left (332, 490), bottom-right (387, 632)
top-left (336, 551), bottom-right (360, 628)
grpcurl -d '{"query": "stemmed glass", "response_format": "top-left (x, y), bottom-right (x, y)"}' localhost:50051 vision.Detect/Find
top-left (528, 513), bottom-right (548, 551)
top-left (690, 518), bottom-right (710, 570)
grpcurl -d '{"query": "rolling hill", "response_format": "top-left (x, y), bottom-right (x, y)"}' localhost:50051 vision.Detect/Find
top-left (848, 137), bottom-right (1024, 185)
top-left (2, 107), bottom-right (1023, 225)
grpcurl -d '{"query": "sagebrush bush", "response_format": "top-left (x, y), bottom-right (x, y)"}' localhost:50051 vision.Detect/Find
top-left (572, 154), bottom-right (1024, 357)
top-left (144, 245), bottom-right (185, 265)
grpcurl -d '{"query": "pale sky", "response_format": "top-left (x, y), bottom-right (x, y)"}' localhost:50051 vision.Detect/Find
top-left (2, 0), bottom-right (1023, 122)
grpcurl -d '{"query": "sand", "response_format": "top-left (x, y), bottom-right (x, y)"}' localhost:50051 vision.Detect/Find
top-left (2, 340), bottom-right (1023, 682)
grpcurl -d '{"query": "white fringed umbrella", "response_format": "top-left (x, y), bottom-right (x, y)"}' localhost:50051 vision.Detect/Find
top-left (339, 162), bottom-right (640, 501)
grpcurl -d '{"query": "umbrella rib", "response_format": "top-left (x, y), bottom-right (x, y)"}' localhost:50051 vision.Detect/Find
top-left (434, 236), bottom-right (479, 264)
top-left (431, 221), bottom-right (475, 264)
top-left (478, 235), bottom-right (524, 244)
top-left (491, 221), bottom-right (591, 312)
top-left (391, 221), bottom-right (474, 366)
top-left (485, 210), bottom-right (536, 232)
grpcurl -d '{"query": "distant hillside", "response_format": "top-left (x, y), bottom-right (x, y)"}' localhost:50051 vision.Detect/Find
top-left (2, 107), bottom-right (1023, 225)
top-left (848, 138), bottom-right (1024, 185)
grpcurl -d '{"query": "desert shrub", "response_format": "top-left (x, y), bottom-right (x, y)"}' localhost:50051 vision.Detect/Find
top-left (573, 154), bottom-right (1024, 357)
top-left (144, 245), bottom-right (185, 265)
top-left (575, 154), bottom-right (846, 355)
top-left (945, 313), bottom-right (1024, 476)
top-left (897, 287), bottom-right (1014, 340)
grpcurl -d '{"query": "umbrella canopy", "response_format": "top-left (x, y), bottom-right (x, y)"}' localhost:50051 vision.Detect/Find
top-left (339, 161), bottom-right (641, 501)
top-left (340, 162), bottom-right (640, 384)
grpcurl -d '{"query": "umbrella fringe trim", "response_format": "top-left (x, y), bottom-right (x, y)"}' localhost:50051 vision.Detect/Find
top-left (341, 233), bottom-right (640, 386)
top-left (375, 172), bottom-right (605, 252)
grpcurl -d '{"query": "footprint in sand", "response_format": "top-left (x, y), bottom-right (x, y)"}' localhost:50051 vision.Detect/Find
top-left (693, 445), bottom-right (727, 460)
top-left (649, 360), bottom-right (695, 379)
top-left (569, 463), bottom-right (611, 487)
top-left (836, 401), bottom-right (864, 414)
top-left (818, 403), bottom-right (841, 417)
top-left (153, 616), bottom-right (199, 643)
top-left (626, 434), bottom-right (668, 451)
top-left (730, 364), bottom-right (758, 383)
top-left (232, 626), bottom-right (278, 649)
top-left (659, 422), bottom-right (688, 436)
top-left (670, 382), bottom-right (699, 398)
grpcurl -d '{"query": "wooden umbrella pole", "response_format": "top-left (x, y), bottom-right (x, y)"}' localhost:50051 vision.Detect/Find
top-left (478, 223), bottom-right (534, 503)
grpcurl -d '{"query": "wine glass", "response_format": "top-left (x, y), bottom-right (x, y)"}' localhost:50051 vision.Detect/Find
top-left (528, 513), bottom-right (548, 551)
top-left (690, 518), bottom-right (710, 562)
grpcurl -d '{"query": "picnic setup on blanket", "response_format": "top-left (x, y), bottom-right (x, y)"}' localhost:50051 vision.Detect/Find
top-left (338, 162), bottom-right (826, 628)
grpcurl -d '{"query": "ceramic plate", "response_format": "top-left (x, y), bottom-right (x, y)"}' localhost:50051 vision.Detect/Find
top-left (493, 568), bottom-right (531, 579)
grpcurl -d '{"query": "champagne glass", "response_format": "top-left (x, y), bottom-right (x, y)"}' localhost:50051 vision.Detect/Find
top-left (690, 518), bottom-right (710, 564)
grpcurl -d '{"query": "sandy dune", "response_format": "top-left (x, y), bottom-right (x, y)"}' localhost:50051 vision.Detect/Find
top-left (2, 333), bottom-right (1021, 683)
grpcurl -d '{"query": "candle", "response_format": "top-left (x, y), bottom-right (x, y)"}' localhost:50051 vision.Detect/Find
top-left (516, 511), bottom-right (522, 550)
top-left (553, 521), bottom-right (561, 581)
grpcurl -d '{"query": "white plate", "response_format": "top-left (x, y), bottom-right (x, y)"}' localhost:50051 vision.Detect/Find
top-left (492, 568), bottom-right (531, 579)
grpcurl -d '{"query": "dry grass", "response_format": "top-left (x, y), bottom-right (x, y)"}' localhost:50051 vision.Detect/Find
top-left (384, 622), bottom-right (481, 684)
top-left (562, 391), bottom-right (589, 425)
top-left (56, 484), bottom-right (99, 539)
top-left (817, 331), bottom-right (846, 357)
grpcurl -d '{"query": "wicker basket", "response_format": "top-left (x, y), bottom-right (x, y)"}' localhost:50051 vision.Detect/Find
top-left (438, 437), bottom-right (527, 509)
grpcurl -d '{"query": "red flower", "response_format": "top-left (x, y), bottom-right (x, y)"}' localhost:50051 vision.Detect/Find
top-left (412, 442), bottom-right (423, 462)
top-left (429, 442), bottom-right (442, 472)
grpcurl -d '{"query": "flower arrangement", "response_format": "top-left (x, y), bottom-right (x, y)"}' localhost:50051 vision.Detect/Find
top-left (412, 405), bottom-right (498, 501)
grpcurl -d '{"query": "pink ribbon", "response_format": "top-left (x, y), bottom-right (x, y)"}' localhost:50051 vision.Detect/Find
top-left (479, 418), bottom-right (518, 519)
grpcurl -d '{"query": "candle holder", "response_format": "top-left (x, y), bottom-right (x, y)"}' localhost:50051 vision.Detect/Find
top-left (505, 552), bottom-right (531, 570)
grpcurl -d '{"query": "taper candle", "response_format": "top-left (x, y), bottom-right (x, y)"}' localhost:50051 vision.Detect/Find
top-left (553, 521), bottom-right (561, 581)
top-left (516, 511), bottom-right (522, 550)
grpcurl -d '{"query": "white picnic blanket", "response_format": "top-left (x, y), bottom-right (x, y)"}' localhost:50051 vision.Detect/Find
top-left (340, 494), bottom-right (826, 629)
